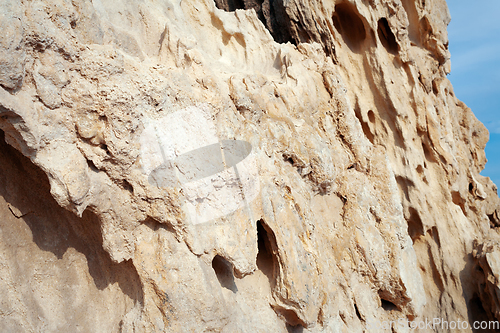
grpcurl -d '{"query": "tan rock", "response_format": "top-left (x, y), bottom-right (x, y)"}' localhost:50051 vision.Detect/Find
top-left (0, 0), bottom-right (499, 332)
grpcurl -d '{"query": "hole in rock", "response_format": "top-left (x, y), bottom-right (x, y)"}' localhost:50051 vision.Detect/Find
top-left (432, 79), bottom-right (440, 95)
top-left (416, 164), bottom-right (424, 174)
top-left (381, 298), bottom-right (399, 311)
top-left (332, 2), bottom-right (367, 52)
top-left (377, 18), bottom-right (399, 54)
top-left (121, 179), bottom-right (134, 193)
top-left (468, 293), bottom-right (499, 332)
top-left (214, 0), bottom-right (245, 11)
top-left (256, 220), bottom-right (305, 328)
top-left (407, 207), bottom-right (424, 242)
top-left (214, 0), bottom-right (295, 45)
top-left (469, 182), bottom-right (474, 194)
top-left (354, 104), bottom-right (374, 144)
top-left (283, 154), bottom-right (295, 166)
top-left (367, 110), bottom-right (375, 123)
top-left (100, 143), bottom-right (110, 155)
top-left (256, 219), bottom-right (277, 284)
top-left (286, 320), bottom-right (304, 332)
top-left (212, 255), bottom-right (238, 293)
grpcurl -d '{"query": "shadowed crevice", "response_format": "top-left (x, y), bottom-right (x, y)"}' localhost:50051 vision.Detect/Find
top-left (214, 0), bottom-right (295, 45)
top-left (0, 129), bottom-right (144, 323)
top-left (332, 2), bottom-right (368, 53)
top-left (377, 18), bottom-right (399, 54)
top-left (212, 255), bottom-right (238, 293)
top-left (257, 219), bottom-right (277, 285)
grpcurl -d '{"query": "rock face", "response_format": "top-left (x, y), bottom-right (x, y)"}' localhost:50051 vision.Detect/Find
top-left (1, 0), bottom-right (499, 331)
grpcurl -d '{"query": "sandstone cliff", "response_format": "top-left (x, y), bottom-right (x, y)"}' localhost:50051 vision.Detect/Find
top-left (1, 0), bottom-right (499, 332)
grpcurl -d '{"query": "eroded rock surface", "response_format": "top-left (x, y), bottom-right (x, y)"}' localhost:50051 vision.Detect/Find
top-left (1, 0), bottom-right (499, 332)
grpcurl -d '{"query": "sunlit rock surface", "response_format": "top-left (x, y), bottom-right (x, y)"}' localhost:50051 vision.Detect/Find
top-left (1, 0), bottom-right (499, 331)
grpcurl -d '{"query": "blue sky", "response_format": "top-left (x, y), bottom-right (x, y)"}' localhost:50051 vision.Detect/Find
top-left (447, 1), bottom-right (500, 186)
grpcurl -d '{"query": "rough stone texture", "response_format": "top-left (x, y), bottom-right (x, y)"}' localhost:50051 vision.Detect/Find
top-left (0, 0), bottom-right (26, 91)
top-left (0, 0), bottom-right (499, 332)
top-left (0, 131), bottom-right (142, 332)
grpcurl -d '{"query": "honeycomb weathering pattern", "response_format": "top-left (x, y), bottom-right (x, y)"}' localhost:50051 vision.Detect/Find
top-left (139, 105), bottom-right (259, 225)
top-left (2, 0), bottom-right (500, 329)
